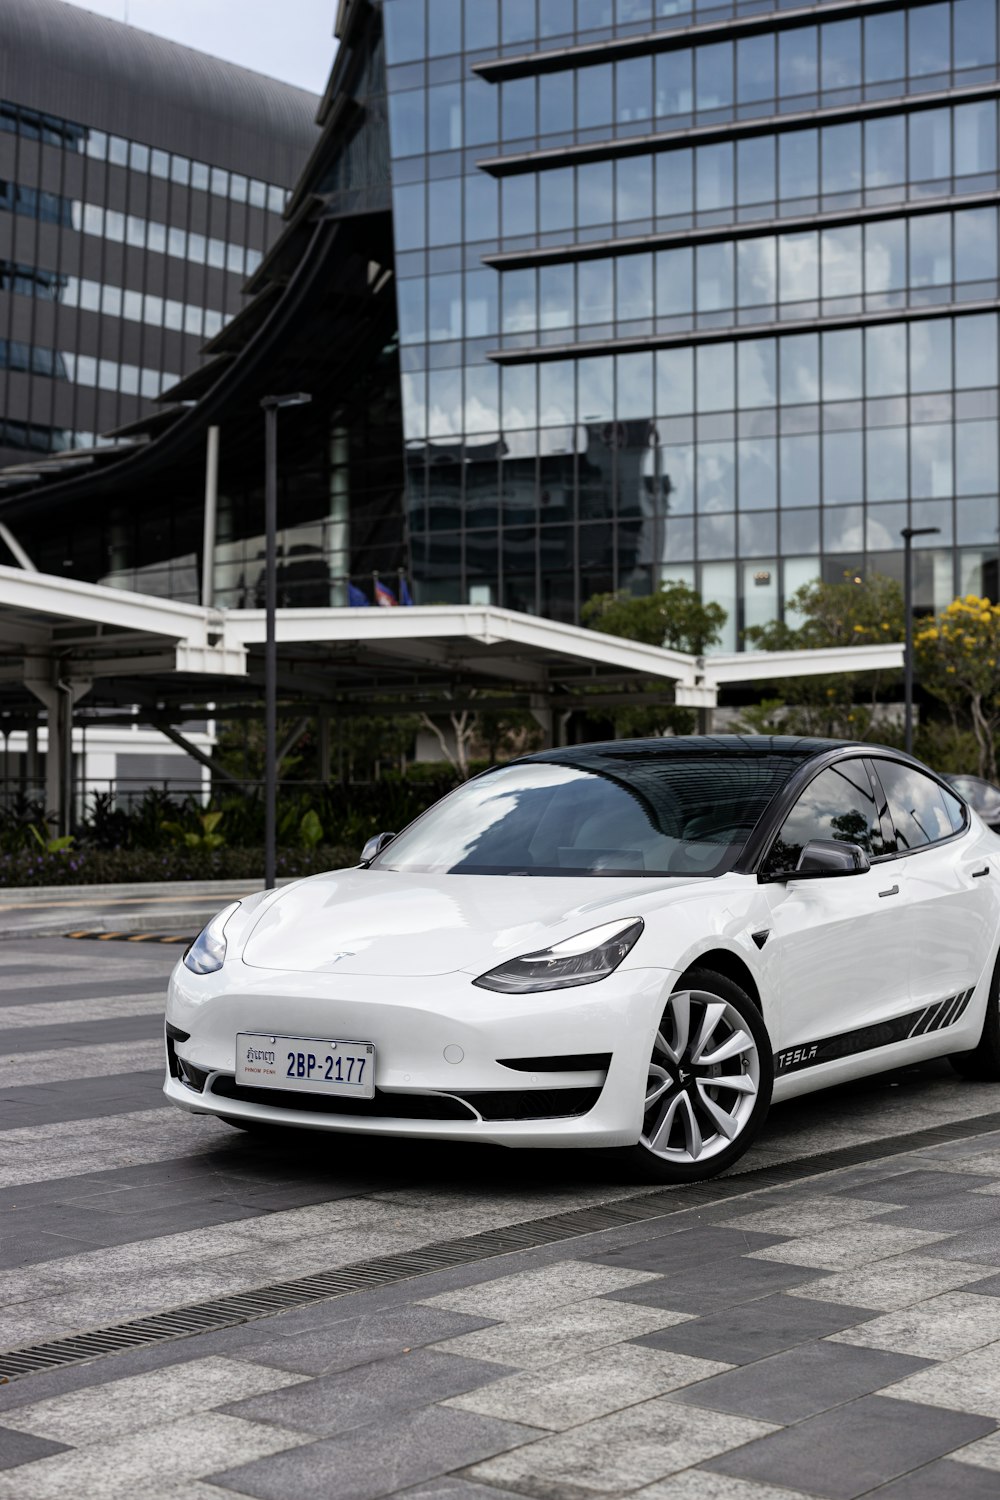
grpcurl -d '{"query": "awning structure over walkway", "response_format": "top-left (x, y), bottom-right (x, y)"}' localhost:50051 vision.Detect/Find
top-left (0, 565), bottom-right (904, 825)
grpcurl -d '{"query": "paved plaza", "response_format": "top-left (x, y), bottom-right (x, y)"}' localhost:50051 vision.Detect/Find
top-left (4, 938), bottom-right (1000, 1496)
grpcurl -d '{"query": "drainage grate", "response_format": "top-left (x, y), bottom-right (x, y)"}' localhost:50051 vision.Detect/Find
top-left (4, 1105), bottom-right (1000, 1382)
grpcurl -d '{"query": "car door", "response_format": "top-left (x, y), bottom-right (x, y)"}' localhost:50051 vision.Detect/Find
top-left (759, 757), bottom-right (910, 1071)
top-left (870, 757), bottom-right (1000, 1017)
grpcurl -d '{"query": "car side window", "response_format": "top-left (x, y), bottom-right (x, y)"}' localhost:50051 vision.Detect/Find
top-left (873, 760), bottom-right (967, 850)
top-left (763, 760), bottom-right (890, 876)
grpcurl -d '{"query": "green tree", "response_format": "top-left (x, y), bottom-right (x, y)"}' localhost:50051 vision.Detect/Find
top-left (916, 595), bottom-right (1000, 779)
top-left (737, 572), bottom-right (905, 740)
top-left (582, 581), bottom-right (727, 737)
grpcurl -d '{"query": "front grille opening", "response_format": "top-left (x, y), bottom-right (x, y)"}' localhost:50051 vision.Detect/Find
top-left (499, 1053), bottom-right (612, 1073)
top-left (454, 1087), bottom-right (603, 1121)
top-left (210, 1076), bottom-right (477, 1122)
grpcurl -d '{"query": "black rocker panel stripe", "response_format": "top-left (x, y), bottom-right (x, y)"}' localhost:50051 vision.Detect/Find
top-left (774, 989), bottom-right (975, 1075)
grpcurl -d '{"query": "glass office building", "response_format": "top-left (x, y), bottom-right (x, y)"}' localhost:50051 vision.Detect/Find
top-left (383, 0), bottom-right (1000, 645)
top-left (0, 0), bottom-right (317, 471)
top-left (3, 0), bottom-right (998, 650)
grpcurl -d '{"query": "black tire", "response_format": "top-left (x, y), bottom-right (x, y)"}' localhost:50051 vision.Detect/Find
top-left (617, 966), bottom-right (774, 1184)
top-left (950, 954), bottom-right (1000, 1080)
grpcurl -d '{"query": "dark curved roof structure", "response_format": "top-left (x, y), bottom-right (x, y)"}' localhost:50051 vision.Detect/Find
top-left (0, 0), bottom-right (320, 180)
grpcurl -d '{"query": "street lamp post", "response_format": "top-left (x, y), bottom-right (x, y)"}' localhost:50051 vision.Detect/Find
top-left (901, 525), bottom-right (940, 757)
top-left (261, 393), bottom-right (311, 889)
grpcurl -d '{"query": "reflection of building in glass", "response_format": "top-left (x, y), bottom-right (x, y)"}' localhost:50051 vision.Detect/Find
top-left (0, 0), bottom-right (317, 469)
top-left (2, 0), bottom-right (999, 647)
top-left (386, 0), bottom-right (1000, 646)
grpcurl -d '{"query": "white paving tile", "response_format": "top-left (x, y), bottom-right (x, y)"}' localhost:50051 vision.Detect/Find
top-left (719, 1196), bottom-right (903, 1237)
top-left (2, 1357), bottom-right (307, 1445)
top-left (0, 995), bottom-right (166, 1030)
top-left (466, 1396), bottom-right (775, 1493)
top-left (881, 1340), bottom-right (1000, 1418)
top-left (748, 1222), bottom-right (947, 1270)
top-left (831, 1292), bottom-right (1000, 1360)
top-left (420, 1260), bottom-right (660, 1320)
top-left (433, 1298), bottom-right (689, 1370)
top-left (785, 1254), bottom-right (998, 1311)
top-left (0, 1413), bottom-right (309, 1499)
top-left (445, 1343), bottom-right (731, 1430)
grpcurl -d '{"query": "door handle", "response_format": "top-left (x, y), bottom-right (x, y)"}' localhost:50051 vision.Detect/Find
top-left (879, 884), bottom-right (900, 898)
top-left (972, 866), bottom-right (991, 878)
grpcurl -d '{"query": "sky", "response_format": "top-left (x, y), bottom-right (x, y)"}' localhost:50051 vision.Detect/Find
top-left (59, 0), bottom-right (337, 94)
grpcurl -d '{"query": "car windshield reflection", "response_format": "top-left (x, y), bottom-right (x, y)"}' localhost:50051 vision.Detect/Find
top-left (374, 753), bottom-right (801, 877)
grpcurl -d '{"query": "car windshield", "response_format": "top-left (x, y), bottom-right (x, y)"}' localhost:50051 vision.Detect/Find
top-left (374, 754), bottom-right (800, 877)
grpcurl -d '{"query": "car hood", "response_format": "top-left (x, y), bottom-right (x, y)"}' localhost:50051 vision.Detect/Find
top-left (239, 868), bottom-right (705, 976)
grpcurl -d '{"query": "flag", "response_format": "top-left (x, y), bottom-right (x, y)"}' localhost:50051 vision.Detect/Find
top-left (399, 575), bottom-right (414, 606)
top-left (347, 582), bottom-right (370, 607)
top-left (375, 578), bottom-right (398, 608)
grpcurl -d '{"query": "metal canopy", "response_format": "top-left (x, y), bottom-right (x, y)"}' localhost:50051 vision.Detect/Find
top-left (0, 563), bottom-right (905, 825)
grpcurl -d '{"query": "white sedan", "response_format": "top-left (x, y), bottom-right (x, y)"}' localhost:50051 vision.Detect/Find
top-left (164, 735), bottom-right (1000, 1183)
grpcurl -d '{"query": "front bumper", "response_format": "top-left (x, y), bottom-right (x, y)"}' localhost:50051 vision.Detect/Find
top-left (163, 961), bottom-right (675, 1149)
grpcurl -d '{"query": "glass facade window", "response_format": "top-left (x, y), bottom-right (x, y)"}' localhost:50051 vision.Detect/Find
top-left (384, 0), bottom-right (1000, 630)
top-left (0, 98), bottom-right (289, 211)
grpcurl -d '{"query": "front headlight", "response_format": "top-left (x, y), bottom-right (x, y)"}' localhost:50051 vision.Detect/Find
top-left (473, 917), bottom-right (644, 994)
top-left (183, 901), bottom-right (241, 975)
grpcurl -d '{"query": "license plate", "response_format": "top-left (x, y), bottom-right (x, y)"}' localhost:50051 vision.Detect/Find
top-left (236, 1033), bottom-right (376, 1098)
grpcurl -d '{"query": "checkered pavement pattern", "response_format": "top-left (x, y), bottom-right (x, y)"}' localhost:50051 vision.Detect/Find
top-left (6, 936), bottom-right (1000, 1498)
top-left (5, 1137), bottom-right (1000, 1497)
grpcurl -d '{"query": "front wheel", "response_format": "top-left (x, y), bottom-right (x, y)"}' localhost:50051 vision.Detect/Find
top-left (619, 967), bottom-right (773, 1184)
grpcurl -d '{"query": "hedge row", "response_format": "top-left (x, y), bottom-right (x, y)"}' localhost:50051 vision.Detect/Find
top-left (0, 845), bottom-right (359, 888)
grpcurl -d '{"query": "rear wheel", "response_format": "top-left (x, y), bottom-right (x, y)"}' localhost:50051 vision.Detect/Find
top-left (620, 967), bottom-right (773, 1184)
top-left (950, 955), bottom-right (1000, 1081)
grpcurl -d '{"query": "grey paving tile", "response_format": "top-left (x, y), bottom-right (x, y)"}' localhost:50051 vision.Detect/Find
top-left (0, 978), bottom-right (168, 1009)
top-left (223, 1348), bottom-right (512, 1437)
top-left (632, 1293), bottom-right (876, 1366)
top-left (605, 1256), bottom-right (826, 1315)
top-left (445, 1344), bottom-right (730, 1431)
top-left (671, 1340), bottom-right (929, 1423)
top-left (872, 1457), bottom-right (1000, 1496)
top-left (632, 1476), bottom-right (813, 1500)
top-left (588, 1224), bottom-right (788, 1273)
top-left (831, 1290), bottom-right (1000, 1359)
top-left (872, 1193), bottom-right (1000, 1233)
top-left (236, 1305), bottom-right (495, 1376)
top-left (0, 1427), bottom-right (69, 1471)
top-left (0, 1072), bottom-right (163, 1131)
top-left (704, 1395), bottom-right (995, 1499)
top-left (835, 1168), bottom-right (998, 1205)
top-left (910, 1225), bottom-right (1000, 1265)
top-left (0, 1014), bottom-right (162, 1055)
top-left (210, 1407), bottom-right (537, 1500)
top-left (466, 1396), bottom-right (774, 1495)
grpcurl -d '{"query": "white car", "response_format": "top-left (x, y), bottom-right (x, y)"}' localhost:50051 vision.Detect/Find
top-left (164, 736), bottom-right (1000, 1183)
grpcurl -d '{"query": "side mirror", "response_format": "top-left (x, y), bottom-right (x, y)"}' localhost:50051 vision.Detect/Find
top-left (760, 839), bottom-right (870, 882)
top-left (360, 831), bottom-right (396, 866)
top-left (795, 840), bottom-right (870, 876)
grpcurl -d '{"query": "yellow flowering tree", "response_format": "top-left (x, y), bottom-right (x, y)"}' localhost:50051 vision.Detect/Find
top-left (916, 595), bottom-right (1000, 780)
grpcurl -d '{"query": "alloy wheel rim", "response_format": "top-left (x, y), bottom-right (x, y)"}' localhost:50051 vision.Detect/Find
top-left (640, 988), bottom-right (760, 1163)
